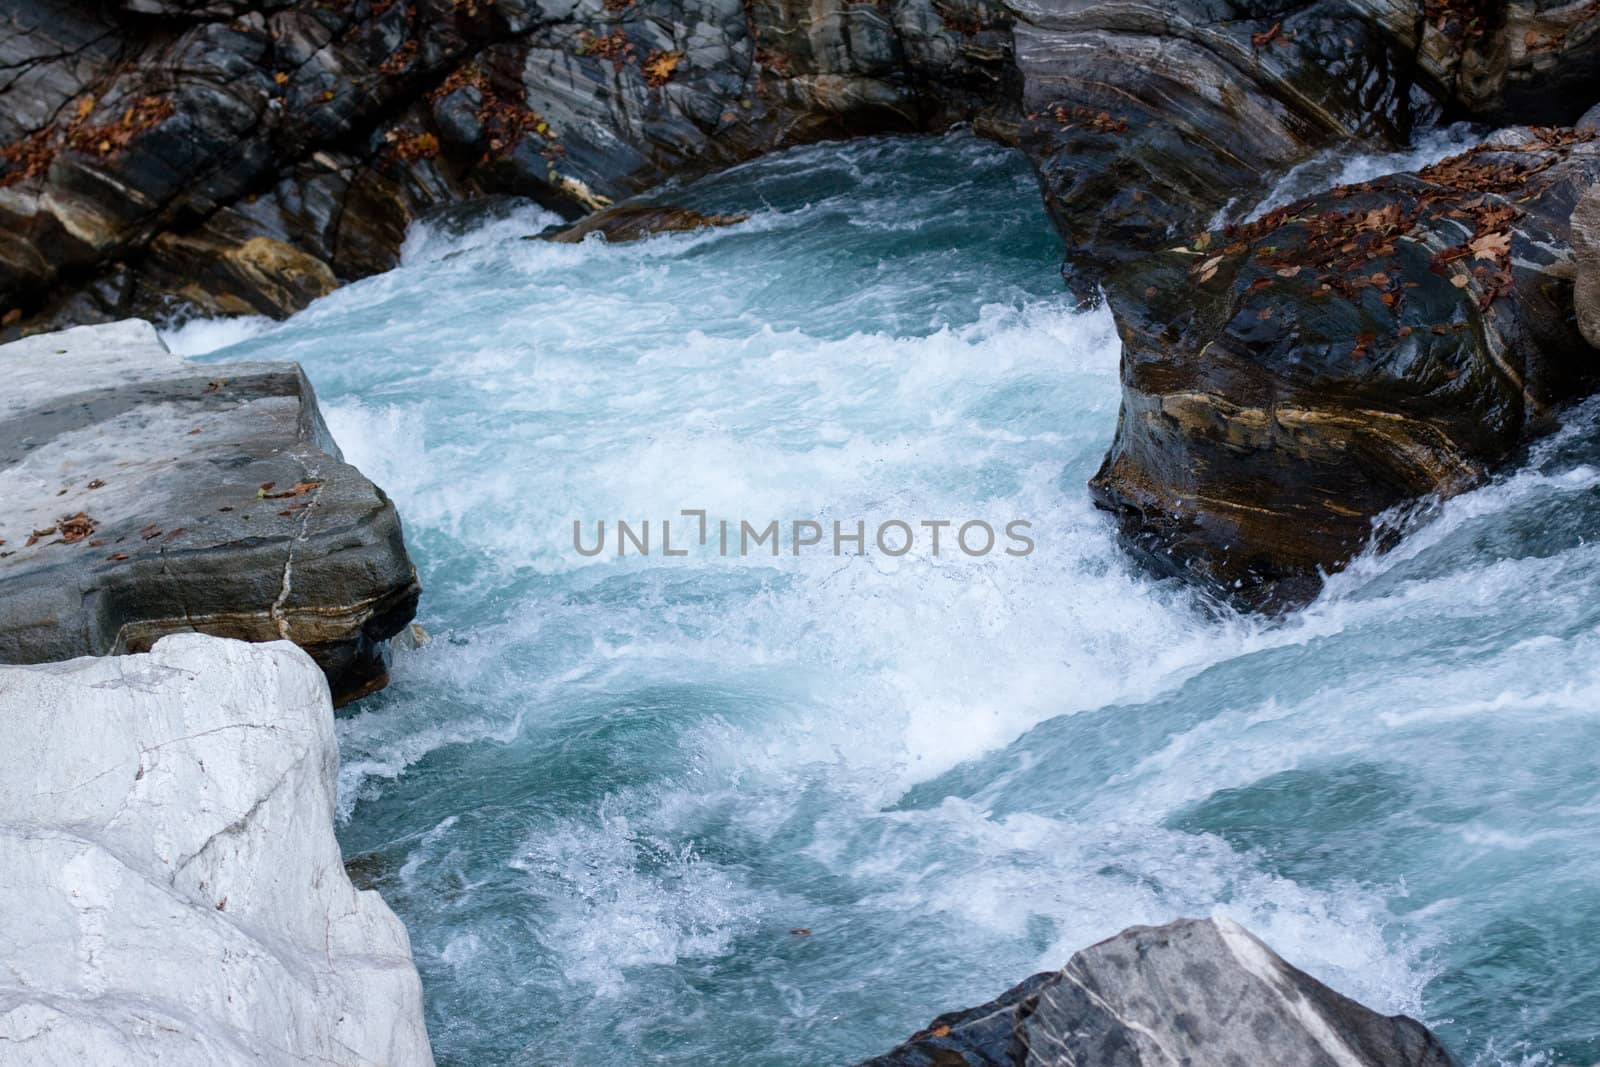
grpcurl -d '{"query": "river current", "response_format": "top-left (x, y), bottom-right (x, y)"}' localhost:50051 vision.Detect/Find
top-left (170, 132), bottom-right (1600, 1067)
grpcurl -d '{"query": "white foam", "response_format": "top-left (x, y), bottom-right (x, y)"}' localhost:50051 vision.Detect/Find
top-left (1244, 123), bottom-right (1484, 222)
top-left (159, 314), bottom-right (274, 356)
top-left (198, 132), bottom-right (1594, 1064)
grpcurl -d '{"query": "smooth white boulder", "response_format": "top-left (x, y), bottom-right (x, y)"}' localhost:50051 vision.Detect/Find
top-left (0, 634), bottom-right (434, 1066)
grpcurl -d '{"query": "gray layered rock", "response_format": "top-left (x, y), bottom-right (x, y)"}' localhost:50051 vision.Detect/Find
top-left (0, 0), bottom-right (1018, 333)
top-left (854, 917), bottom-right (1456, 1067)
top-left (0, 634), bottom-right (434, 1066)
top-left (1005, 2), bottom-right (1600, 294)
top-left (10, 0), bottom-right (1595, 335)
top-left (1009, 0), bottom-right (1439, 293)
top-left (1090, 130), bottom-right (1600, 610)
top-left (0, 319), bottom-right (418, 704)
top-left (1574, 183), bottom-right (1600, 351)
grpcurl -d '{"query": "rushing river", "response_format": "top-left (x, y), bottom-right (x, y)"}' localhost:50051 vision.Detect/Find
top-left (169, 132), bottom-right (1599, 1067)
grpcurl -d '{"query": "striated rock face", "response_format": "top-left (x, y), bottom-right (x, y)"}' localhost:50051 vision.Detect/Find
top-left (0, 633), bottom-right (433, 1066)
top-left (3, 1), bottom-right (1594, 333)
top-left (1574, 182), bottom-right (1600, 351)
top-left (1010, 1), bottom-right (1439, 293)
top-left (1089, 130), bottom-right (1600, 610)
top-left (854, 917), bottom-right (1456, 1067)
top-left (0, 319), bottom-right (419, 703)
top-left (0, 0), bottom-right (1018, 333)
top-left (1007, 1), bottom-right (1600, 294)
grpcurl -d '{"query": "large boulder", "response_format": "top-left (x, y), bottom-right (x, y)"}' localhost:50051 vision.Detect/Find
top-left (1087, 128), bottom-right (1600, 610)
top-left (1010, 0), bottom-right (1442, 294)
top-left (0, 634), bottom-right (434, 1066)
top-left (0, 319), bottom-right (418, 703)
top-left (854, 917), bottom-right (1456, 1067)
top-left (1006, 1), bottom-right (1600, 294)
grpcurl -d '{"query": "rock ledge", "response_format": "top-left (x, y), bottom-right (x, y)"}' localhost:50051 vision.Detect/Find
top-left (0, 634), bottom-right (434, 1066)
top-left (0, 319), bottom-right (418, 703)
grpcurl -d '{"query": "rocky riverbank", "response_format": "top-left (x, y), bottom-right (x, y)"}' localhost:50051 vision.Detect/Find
top-left (7, 0), bottom-right (1600, 606)
top-left (0, 0), bottom-right (1017, 331)
top-left (0, 634), bottom-right (433, 1065)
top-left (0, 318), bottom-right (418, 704)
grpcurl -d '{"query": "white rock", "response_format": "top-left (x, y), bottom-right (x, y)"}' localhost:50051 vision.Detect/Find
top-left (0, 634), bottom-right (434, 1066)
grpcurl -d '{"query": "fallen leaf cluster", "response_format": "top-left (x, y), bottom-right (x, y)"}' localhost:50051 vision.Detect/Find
top-left (1250, 21), bottom-right (1297, 48)
top-left (378, 39), bottom-right (419, 76)
top-left (643, 50), bottom-right (683, 88)
top-left (1188, 128), bottom-right (1597, 315)
top-left (1048, 106), bottom-right (1127, 135)
top-left (1, 93), bottom-right (175, 188)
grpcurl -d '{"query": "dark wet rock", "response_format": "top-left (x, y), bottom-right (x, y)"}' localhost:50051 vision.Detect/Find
top-left (540, 202), bottom-right (749, 243)
top-left (1575, 183), bottom-right (1600, 351)
top-left (1089, 128), bottom-right (1600, 611)
top-left (1005, 1), bottom-right (1600, 294)
top-left (0, 319), bottom-right (419, 705)
top-left (5, 0), bottom-right (1596, 333)
top-left (854, 917), bottom-right (1457, 1067)
top-left (1008, 1), bottom-right (1442, 293)
top-left (0, 0), bottom-right (1020, 335)
top-left (1451, 3), bottom-right (1600, 125)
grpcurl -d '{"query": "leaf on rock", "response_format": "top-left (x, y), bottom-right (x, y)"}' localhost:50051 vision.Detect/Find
top-left (1469, 230), bottom-right (1510, 261)
top-left (57, 512), bottom-right (96, 543)
top-left (643, 49), bottom-right (683, 87)
top-left (261, 480), bottom-right (323, 499)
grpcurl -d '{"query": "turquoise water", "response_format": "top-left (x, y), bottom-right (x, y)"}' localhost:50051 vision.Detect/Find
top-left (173, 133), bottom-right (1600, 1067)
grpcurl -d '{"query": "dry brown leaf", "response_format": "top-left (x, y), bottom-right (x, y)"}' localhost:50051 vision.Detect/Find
top-left (1469, 230), bottom-right (1510, 261)
top-left (643, 49), bottom-right (683, 87)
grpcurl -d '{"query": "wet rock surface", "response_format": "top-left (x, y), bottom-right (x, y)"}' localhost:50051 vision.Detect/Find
top-left (1007, 1), bottom-right (1600, 292)
top-left (6, 1), bottom-right (1600, 608)
top-left (854, 917), bottom-right (1457, 1067)
top-left (0, 0), bottom-right (1019, 333)
top-left (0, 319), bottom-right (418, 703)
top-left (13, 0), bottom-right (1592, 331)
top-left (1091, 129), bottom-right (1600, 610)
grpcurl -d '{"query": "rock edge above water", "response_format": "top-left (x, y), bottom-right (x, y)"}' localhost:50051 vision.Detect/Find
top-left (0, 318), bottom-right (419, 704)
top-left (854, 916), bottom-right (1456, 1067)
top-left (0, 634), bottom-right (434, 1066)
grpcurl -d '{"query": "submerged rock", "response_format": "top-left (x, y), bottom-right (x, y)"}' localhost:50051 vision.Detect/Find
top-left (0, 634), bottom-right (434, 1065)
top-left (1090, 130), bottom-right (1600, 610)
top-left (854, 917), bottom-right (1456, 1067)
top-left (0, 319), bottom-right (418, 703)
top-left (539, 202), bottom-right (751, 244)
